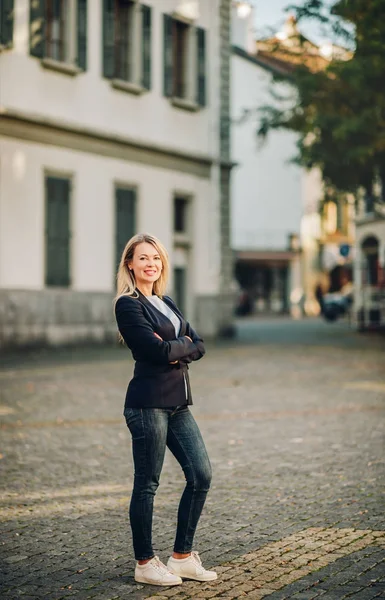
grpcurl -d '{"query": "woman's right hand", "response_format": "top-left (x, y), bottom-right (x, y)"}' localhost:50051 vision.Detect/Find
top-left (154, 331), bottom-right (191, 363)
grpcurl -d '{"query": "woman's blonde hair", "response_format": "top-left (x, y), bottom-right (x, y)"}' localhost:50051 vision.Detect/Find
top-left (115, 233), bottom-right (170, 303)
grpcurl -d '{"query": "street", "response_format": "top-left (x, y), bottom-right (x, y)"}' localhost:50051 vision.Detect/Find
top-left (1, 318), bottom-right (384, 600)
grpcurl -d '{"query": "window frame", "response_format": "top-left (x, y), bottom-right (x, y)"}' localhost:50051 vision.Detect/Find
top-left (104, 0), bottom-right (152, 95)
top-left (172, 19), bottom-right (190, 101)
top-left (172, 192), bottom-right (193, 250)
top-left (174, 196), bottom-right (190, 234)
top-left (163, 13), bottom-right (207, 111)
top-left (45, 0), bottom-right (76, 64)
top-left (29, 0), bottom-right (87, 75)
top-left (114, 0), bottom-right (137, 83)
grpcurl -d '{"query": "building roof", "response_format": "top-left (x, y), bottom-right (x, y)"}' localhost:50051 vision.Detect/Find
top-left (232, 44), bottom-right (293, 76)
top-left (232, 16), bottom-right (349, 77)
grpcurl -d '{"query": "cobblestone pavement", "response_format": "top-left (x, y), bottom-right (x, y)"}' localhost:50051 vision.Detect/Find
top-left (1, 318), bottom-right (384, 600)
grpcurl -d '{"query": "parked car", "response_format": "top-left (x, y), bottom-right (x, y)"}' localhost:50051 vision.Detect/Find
top-left (322, 288), bottom-right (353, 322)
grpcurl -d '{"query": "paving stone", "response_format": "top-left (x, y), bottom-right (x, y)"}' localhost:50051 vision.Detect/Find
top-left (0, 319), bottom-right (384, 600)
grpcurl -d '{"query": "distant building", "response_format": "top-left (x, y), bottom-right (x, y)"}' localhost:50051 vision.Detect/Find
top-left (230, 4), bottom-right (354, 316)
top-left (231, 5), bottom-right (316, 316)
top-left (0, 0), bottom-right (234, 349)
top-left (354, 194), bottom-right (385, 330)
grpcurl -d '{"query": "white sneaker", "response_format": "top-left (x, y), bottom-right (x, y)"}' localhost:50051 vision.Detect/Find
top-left (167, 551), bottom-right (217, 582)
top-left (135, 556), bottom-right (183, 586)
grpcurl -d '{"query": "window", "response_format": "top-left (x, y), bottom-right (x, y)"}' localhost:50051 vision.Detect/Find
top-left (115, 187), bottom-right (136, 270)
top-left (173, 195), bottom-right (192, 317)
top-left (173, 20), bottom-right (189, 99)
top-left (0, 0), bottom-right (14, 48)
top-left (45, 176), bottom-right (71, 287)
top-left (362, 236), bottom-right (379, 286)
top-left (46, 0), bottom-right (70, 62)
top-left (103, 0), bottom-right (152, 90)
top-left (115, 0), bottom-right (135, 81)
top-left (174, 267), bottom-right (186, 315)
top-left (163, 14), bottom-right (206, 107)
top-left (174, 197), bottom-right (189, 233)
top-left (29, 0), bottom-right (88, 70)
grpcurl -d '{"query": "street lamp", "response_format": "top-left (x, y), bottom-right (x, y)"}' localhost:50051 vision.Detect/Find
top-left (235, 1), bottom-right (252, 19)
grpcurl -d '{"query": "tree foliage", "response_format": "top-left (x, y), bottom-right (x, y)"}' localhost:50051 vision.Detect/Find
top-left (259, 0), bottom-right (385, 204)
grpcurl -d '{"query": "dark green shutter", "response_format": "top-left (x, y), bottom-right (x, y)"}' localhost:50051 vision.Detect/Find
top-left (196, 27), bottom-right (206, 106)
top-left (163, 14), bottom-right (173, 97)
top-left (115, 188), bottom-right (136, 270)
top-left (102, 0), bottom-right (115, 78)
top-left (141, 4), bottom-right (151, 90)
top-left (45, 177), bottom-right (71, 287)
top-left (0, 0), bottom-right (14, 47)
top-left (29, 0), bottom-right (45, 58)
top-left (77, 0), bottom-right (87, 70)
top-left (174, 267), bottom-right (186, 315)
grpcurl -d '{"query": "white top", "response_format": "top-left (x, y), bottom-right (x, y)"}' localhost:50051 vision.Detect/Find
top-left (148, 296), bottom-right (181, 337)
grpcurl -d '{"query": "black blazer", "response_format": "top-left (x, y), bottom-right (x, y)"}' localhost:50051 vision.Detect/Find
top-left (115, 290), bottom-right (205, 411)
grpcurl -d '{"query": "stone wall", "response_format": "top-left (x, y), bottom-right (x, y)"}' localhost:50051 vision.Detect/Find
top-left (0, 289), bottom-right (226, 350)
top-left (0, 289), bottom-right (117, 350)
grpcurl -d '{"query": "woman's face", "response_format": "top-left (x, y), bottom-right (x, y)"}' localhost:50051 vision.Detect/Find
top-left (128, 242), bottom-right (162, 288)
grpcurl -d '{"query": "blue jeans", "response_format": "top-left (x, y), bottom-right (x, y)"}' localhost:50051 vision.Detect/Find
top-left (124, 405), bottom-right (212, 561)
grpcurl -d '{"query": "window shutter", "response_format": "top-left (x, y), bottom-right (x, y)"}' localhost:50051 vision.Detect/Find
top-left (115, 188), bottom-right (136, 270)
top-left (45, 177), bottom-right (71, 287)
top-left (174, 267), bottom-right (186, 315)
top-left (29, 0), bottom-right (45, 58)
top-left (141, 4), bottom-right (152, 90)
top-left (196, 27), bottom-right (206, 106)
top-left (0, 0), bottom-right (14, 47)
top-left (163, 14), bottom-right (173, 97)
top-left (77, 0), bottom-right (87, 70)
top-left (102, 0), bottom-right (115, 78)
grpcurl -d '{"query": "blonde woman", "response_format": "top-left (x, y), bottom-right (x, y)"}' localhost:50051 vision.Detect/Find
top-left (115, 233), bottom-right (216, 587)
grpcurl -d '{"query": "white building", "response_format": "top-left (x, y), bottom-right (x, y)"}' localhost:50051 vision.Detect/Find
top-left (354, 199), bottom-right (385, 330)
top-left (230, 3), bottom-right (329, 316)
top-left (0, 0), bottom-right (234, 348)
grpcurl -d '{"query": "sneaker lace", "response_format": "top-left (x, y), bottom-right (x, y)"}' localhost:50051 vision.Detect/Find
top-left (151, 556), bottom-right (169, 575)
top-left (191, 551), bottom-right (203, 568)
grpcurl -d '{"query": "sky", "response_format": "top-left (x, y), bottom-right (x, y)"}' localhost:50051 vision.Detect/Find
top-left (251, 0), bottom-right (326, 44)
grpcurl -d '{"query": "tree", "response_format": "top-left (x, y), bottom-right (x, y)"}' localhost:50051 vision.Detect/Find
top-left (258, 0), bottom-right (385, 206)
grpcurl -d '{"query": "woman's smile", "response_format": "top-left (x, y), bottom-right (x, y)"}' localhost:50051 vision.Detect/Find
top-left (128, 241), bottom-right (163, 295)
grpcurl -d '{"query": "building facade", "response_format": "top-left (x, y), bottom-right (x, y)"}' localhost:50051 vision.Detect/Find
top-left (231, 5), bottom-right (310, 316)
top-left (353, 199), bottom-right (385, 330)
top-left (230, 4), bottom-right (355, 317)
top-left (0, 0), bottom-right (234, 349)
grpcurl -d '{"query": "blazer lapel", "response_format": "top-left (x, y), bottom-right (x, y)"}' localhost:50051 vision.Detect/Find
top-left (163, 296), bottom-right (186, 336)
top-left (137, 289), bottom-right (185, 336)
